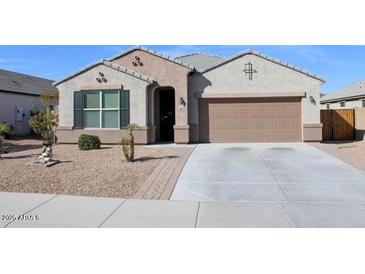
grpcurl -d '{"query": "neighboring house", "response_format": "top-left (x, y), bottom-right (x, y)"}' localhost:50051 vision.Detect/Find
top-left (320, 79), bottom-right (365, 109)
top-left (0, 69), bottom-right (58, 135)
top-left (55, 46), bottom-right (324, 144)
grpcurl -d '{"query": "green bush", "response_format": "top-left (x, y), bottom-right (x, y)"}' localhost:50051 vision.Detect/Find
top-left (0, 123), bottom-right (12, 139)
top-left (78, 134), bottom-right (101, 150)
top-left (29, 111), bottom-right (58, 144)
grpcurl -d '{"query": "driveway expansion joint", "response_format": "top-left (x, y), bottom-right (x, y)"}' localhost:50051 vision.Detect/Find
top-left (278, 202), bottom-right (295, 228)
top-left (263, 158), bottom-right (292, 202)
top-left (356, 202), bottom-right (365, 210)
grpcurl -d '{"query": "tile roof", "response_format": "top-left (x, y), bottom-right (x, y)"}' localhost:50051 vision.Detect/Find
top-left (176, 52), bottom-right (225, 72)
top-left (54, 60), bottom-right (155, 86)
top-left (321, 79), bottom-right (365, 102)
top-left (107, 46), bottom-right (195, 70)
top-left (199, 49), bottom-right (325, 83)
top-left (0, 68), bottom-right (57, 96)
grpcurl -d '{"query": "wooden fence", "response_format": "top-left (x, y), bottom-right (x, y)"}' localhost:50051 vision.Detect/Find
top-left (320, 109), bottom-right (355, 141)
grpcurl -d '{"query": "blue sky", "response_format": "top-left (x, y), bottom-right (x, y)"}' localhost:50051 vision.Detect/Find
top-left (0, 45), bottom-right (364, 94)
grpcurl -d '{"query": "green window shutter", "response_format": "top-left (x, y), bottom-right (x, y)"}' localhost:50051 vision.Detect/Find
top-left (74, 91), bottom-right (83, 129)
top-left (120, 90), bottom-right (130, 128)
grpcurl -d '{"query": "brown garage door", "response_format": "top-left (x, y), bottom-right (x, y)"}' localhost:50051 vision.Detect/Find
top-left (199, 97), bottom-right (302, 143)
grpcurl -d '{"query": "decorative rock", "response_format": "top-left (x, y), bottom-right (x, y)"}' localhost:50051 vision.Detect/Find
top-left (29, 141), bottom-right (59, 168)
top-left (29, 160), bottom-right (60, 168)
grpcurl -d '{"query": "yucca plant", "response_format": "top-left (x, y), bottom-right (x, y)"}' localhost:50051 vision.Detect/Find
top-left (119, 123), bottom-right (138, 162)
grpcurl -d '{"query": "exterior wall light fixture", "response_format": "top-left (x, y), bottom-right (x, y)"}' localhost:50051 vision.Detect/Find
top-left (179, 97), bottom-right (186, 110)
top-left (309, 95), bottom-right (316, 105)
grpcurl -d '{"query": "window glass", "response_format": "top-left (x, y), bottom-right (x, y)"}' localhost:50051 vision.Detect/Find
top-left (340, 102), bottom-right (345, 107)
top-left (102, 110), bottom-right (119, 128)
top-left (102, 91), bottom-right (119, 108)
top-left (84, 110), bottom-right (100, 128)
top-left (80, 90), bottom-right (129, 128)
top-left (84, 91), bottom-right (100, 108)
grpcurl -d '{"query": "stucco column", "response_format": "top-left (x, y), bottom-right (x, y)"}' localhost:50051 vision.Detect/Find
top-left (147, 85), bottom-right (157, 143)
top-left (174, 78), bottom-right (190, 144)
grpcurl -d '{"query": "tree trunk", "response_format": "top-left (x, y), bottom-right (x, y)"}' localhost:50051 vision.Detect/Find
top-left (129, 132), bottom-right (135, 162)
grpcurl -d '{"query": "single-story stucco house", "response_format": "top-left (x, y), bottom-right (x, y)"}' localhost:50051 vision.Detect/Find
top-left (321, 79), bottom-right (365, 109)
top-left (0, 69), bottom-right (58, 135)
top-left (55, 46), bottom-right (324, 144)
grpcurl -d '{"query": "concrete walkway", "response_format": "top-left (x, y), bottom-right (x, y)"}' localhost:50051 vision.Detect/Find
top-left (2, 192), bottom-right (365, 227)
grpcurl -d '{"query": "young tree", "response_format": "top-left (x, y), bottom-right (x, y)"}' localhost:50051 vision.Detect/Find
top-left (40, 89), bottom-right (59, 112)
top-left (29, 90), bottom-right (59, 145)
top-left (119, 123), bottom-right (139, 162)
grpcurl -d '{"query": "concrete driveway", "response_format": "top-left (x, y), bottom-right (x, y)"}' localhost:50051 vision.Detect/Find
top-left (171, 143), bottom-right (365, 202)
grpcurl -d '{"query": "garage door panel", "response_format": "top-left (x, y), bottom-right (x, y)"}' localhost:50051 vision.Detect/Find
top-left (238, 131), bottom-right (250, 142)
top-left (276, 119), bottom-right (288, 130)
top-left (199, 97), bottom-right (302, 143)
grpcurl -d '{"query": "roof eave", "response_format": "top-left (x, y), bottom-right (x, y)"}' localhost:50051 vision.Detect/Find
top-left (106, 46), bottom-right (195, 70)
top-left (53, 60), bottom-right (155, 86)
top-left (321, 94), bottom-right (365, 103)
top-left (199, 50), bottom-right (325, 83)
top-left (53, 60), bottom-right (104, 86)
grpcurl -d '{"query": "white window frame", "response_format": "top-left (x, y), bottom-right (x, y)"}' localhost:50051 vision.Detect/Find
top-left (339, 101), bottom-right (346, 108)
top-left (326, 103), bottom-right (330, 109)
top-left (83, 90), bottom-right (120, 129)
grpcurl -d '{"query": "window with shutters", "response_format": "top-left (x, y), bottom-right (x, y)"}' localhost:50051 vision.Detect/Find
top-left (74, 90), bottom-right (129, 129)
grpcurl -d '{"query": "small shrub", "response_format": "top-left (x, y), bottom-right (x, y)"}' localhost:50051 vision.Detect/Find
top-left (78, 134), bottom-right (101, 150)
top-left (0, 123), bottom-right (12, 139)
top-left (0, 123), bottom-right (12, 156)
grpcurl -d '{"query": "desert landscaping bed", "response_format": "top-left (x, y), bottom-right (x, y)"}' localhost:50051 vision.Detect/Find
top-left (311, 141), bottom-right (365, 172)
top-left (0, 138), bottom-right (181, 198)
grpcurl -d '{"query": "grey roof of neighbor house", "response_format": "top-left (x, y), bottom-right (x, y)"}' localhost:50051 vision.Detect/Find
top-left (176, 53), bottom-right (226, 72)
top-left (321, 79), bottom-right (365, 103)
top-left (0, 68), bottom-right (58, 96)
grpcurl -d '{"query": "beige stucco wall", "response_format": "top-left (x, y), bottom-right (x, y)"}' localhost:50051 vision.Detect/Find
top-left (57, 63), bottom-right (151, 129)
top-left (111, 49), bottom-right (192, 143)
top-left (188, 54), bottom-right (323, 141)
top-left (321, 99), bottom-right (364, 109)
top-left (189, 54), bottom-right (323, 125)
top-left (0, 91), bottom-right (43, 135)
top-left (355, 107), bottom-right (365, 140)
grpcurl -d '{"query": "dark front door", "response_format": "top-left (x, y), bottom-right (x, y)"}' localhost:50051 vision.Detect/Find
top-left (159, 89), bottom-right (175, 142)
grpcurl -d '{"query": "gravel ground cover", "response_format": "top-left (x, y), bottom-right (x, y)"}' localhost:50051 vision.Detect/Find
top-left (311, 141), bottom-right (365, 172)
top-left (0, 138), bottom-right (175, 198)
